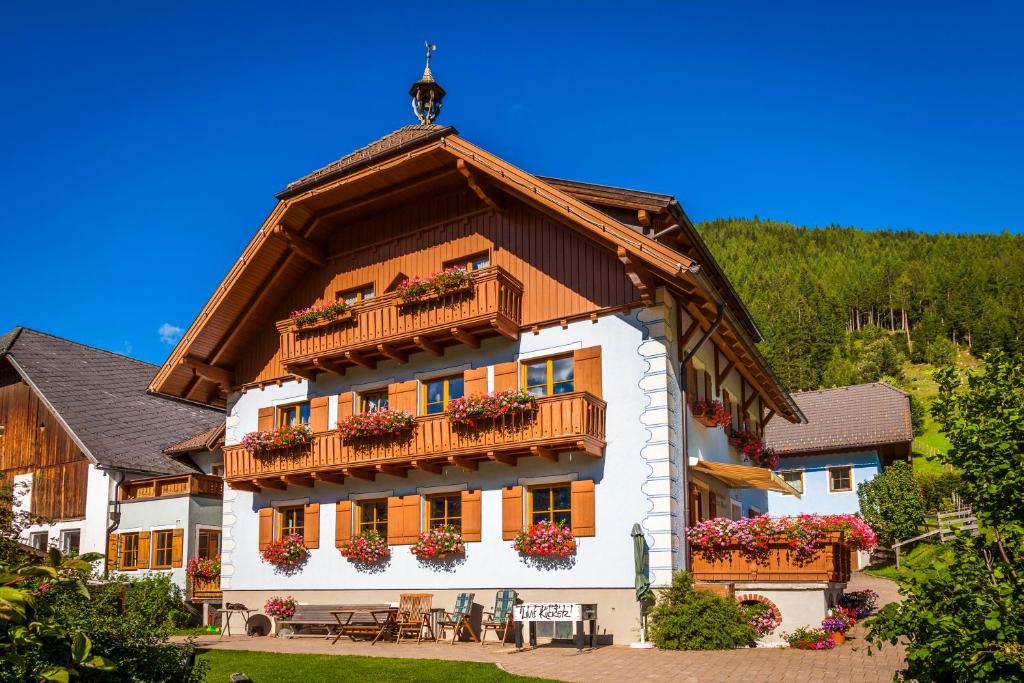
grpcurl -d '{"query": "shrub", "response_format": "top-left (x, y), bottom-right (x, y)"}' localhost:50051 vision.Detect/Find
top-left (647, 571), bottom-right (755, 650)
top-left (925, 337), bottom-right (958, 365)
top-left (857, 460), bottom-right (925, 547)
top-left (914, 470), bottom-right (962, 513)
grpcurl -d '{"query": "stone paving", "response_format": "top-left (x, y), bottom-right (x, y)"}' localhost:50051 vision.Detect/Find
top-left (184, 573), bottom-right (906, 682)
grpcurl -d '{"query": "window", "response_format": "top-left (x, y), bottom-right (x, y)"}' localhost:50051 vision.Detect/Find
top-left (197, 529), bottom-right (220, 560)
top-left (444, 253), bottom-right (489, 271)
top-left (277, 402), bottom-right (311, 427)
top-left (120, 532), bottom-right (139, 570)
top-left (338, 284), bottom-right (374, 305)
top-left (360, 390), bottom-right (389, 414)
top-left (357, 499), bottom-right (388, 537)
top-left (829, 466), bottom-right (853, 492)
top-left (780, 469), bottom-right (804, 494)
top-left (30, 531), bottom-right (48, 550)
top-left (529, 484), bottom-right (572, 527)
top-left (60, 529), bottom-right (80, 554)
top-left (210, 464), bottom-right (224, 478)
top-left (152, 530), bottom-right (174, 569)
top-left (522, 356), bottom-right (574, 397)
top-left (422, 375), bottom-right (464, 415)
top-left (426, 494), bottom-right (461, 531)
top-left (277, 506), bottom-right (305, 539)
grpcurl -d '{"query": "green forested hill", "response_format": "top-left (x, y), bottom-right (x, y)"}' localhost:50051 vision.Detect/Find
top-left (696, 218), bottom-right (1024, 390)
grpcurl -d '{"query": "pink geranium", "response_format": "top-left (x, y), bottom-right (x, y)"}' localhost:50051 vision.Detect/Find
top-left (396, 267), bottom-right (472, 301)
top-left (687, 513), bottom-right (877, 561)
top-left (338, 530), bottom-right (390, 564)
top-left (260, 534), bottom-right (309, 570)
top-left (410, 525), bottom-right (465, 560)
top-left (447, 389), bottom-right (537, 427)
top-left (337, 409), bottom-right (414, 440)
top-left (691, 399), bottom-right (731, 429)
top-left (241, 424), bottom-right (312, 455)
top-left (512, 519), bottom-right (576, 557)
top-left (290, 300), bottom-right (350, 327)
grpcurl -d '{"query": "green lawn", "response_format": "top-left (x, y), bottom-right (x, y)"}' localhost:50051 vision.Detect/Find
top-left (866, 541), bottom-right (951, 587)
top-left (901, 361), bottom-right (964, 475)
top-left (197, 650), bottom-right (556, 683)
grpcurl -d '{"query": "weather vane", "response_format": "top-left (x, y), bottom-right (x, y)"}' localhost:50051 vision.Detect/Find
top-left (410, 40), bottom-right (445, 125)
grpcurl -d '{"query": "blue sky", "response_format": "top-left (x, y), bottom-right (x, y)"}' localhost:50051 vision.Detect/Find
top-left (1, 1), bottom-right (1021, 365)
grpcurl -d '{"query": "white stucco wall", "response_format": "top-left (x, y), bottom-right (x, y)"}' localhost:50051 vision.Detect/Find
top-left (767, 451), bottom-right (881, 516)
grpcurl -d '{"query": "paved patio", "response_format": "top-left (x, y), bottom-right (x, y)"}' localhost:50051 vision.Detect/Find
top-left (185, 573), bottom-right (906, 682)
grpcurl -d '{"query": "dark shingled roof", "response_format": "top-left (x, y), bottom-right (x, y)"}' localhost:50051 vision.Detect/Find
top-left (1, 327), bottom-right (223, 475)
top-left (164, 423), bottom-right (224, 454)
top-left (765, 383), bottom-right (913, 456)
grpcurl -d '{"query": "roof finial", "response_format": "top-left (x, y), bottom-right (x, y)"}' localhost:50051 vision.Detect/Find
top-left (410, 40), bottom-right (445, 125)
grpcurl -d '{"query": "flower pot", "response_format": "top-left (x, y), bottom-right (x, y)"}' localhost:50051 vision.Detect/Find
top-left (830, 631), bottom-right (845, 645)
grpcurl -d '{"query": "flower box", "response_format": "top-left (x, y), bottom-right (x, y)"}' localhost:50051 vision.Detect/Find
top-left (337, 410), bottom-right (415, 441)
top-left (691, 399), bottom-right (731, 429)
top-left (289, 309), bottom-right (355, 333)
top-left (411, 525), bottom-right (465, 561)
top-left (260, 534), bottom-right (309, 571)
top-left (241, 424), bottom-right (313, 455)
top-left (728, 428), bottom-right (779, 469)
top-left (338, 530), bottom-right (390, 564)
top-left (512, 519), bottom-right (576, 557)
top-left (395, 267), bottom-right (473, 305)
top-left (186, 557), bottom-right (220, 580)
top-left (447, 389), bottom-right (538, 427)
top-left (290, 301), bottom-right (352, 329)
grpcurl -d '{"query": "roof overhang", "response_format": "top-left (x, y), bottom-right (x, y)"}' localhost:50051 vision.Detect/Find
top-left (693, 460), bottom-right (802, 497)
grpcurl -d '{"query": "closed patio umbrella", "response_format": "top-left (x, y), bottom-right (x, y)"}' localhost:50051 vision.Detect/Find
top-left (631, 523), bottom-right (654, 648)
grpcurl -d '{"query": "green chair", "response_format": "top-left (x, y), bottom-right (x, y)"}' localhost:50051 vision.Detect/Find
top-left (480, 589), bottom-right (518, 646)
top-left (438, 592), bottom-right (477, 644)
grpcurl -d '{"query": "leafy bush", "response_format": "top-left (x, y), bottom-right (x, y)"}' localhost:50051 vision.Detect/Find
top-left (647, 571), bottom-right (754, 650)
top-left (857, 460), bottom-right (925, 546)
top-left (925, 337), bottom-right (958, 365)
top-left (914, 470), bottom-right (962, 513)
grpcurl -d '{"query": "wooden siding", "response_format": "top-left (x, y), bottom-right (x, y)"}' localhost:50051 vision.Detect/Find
top-left (224, 392), bottom-right (606, 483)
top-left (119, 474), bottom-right (223, 501)
top-left (0, 363), bottom-right (88, 520)
top-left (233, 190), bottom-right (639, 385)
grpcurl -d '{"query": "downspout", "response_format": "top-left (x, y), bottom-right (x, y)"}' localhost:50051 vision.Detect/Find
top-left (105, 468), bottom-right (124, 575)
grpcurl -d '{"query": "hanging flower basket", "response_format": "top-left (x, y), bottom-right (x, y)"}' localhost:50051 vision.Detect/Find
top-left (290, 301), bottom-right (352, 329)
top-left (410, 525), bottom-right (465, 561)
top-left (512, 519), bottom-right (576, 557)
top-left (337, 410), bottom-right (414, 440)
top-left (260, 534), bottom-right (309, 570)
top-left (395, 267), bottom-right (473, 304)
top-left (447, 389), bottom-right (537, 427)
top-left (186, 557), bottom-right (220, 580)
top-left (691, 399), bottom-right (731, 429)
top-left (728, 428), bottom-right (779, 469)
top-left (241, 424), bottom-right (313, 455)
top-left (338, 530), bottom-right (390, 564)
top-left (264, 595), bottom-right (297, 620)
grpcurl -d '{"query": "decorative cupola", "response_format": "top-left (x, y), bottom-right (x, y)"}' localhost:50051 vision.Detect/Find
top-left (409, 41), bottom-right (445, 125)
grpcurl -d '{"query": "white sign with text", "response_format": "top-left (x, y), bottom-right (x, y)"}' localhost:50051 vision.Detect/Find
top-left (513, 603), bottom-right (582, 622)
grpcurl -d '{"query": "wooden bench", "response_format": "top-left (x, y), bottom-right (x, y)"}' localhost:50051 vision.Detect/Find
top-left (277, 605), bottom-right (345, 638)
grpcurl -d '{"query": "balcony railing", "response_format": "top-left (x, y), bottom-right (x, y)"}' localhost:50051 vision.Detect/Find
top-left (690, 532), bottom-right (852, 583)
top-left (119, 474), bottom-right (223, 501)
top-left (277, 266), bottom-right (523, 375)
top-left (188, 575), bottom-right (222, 602)
top-left (224, 392), bottom-right (605, 487)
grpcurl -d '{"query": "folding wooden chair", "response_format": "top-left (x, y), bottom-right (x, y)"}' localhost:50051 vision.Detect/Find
top-left (395, 593), bottom-right (435, 643)
top-left (438, 592), bottom-right (478, 644)
top-left (480, 589), bottom-right (517, 646)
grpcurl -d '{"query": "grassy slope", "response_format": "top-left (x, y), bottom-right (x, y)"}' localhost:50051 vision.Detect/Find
top-left (197, 651), bottom-right (556, 683)
top-left (902, 351), bottom-right (978, 475)
top-left (865, 541), bottom-right (951, 587)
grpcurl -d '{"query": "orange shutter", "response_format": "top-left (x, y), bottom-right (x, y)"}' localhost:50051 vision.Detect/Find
top-left (502, 486), bottom-right (524, 540)
top-left (463, 367), bottom-right (488, 396)
top-left (337, 391), bottom-right (354, 420)
top-left (137, 531), bottom-right (151, 569)
top-left (335, 501), bottom-right (352, 547)
top-left (119, 535), bottom-right (130, 569)
top-left (310, 396), bottom-right (330, 432)
top-left (571, 480), bottom-right (596, 537)
top-left (258, 507), bottom-right (274, 550)
top-left (258, 407), bottom-right (275, 431)
top-left (573, 346), bottom-right (603, 398)
top-left (461, 490), bottom-right (482, 542)
top-left (171, 528), bottom-right (184, 567)
top-left (492, 362), bottom-right (519, 392)
top-left (388, 381), bottom-right (418, 415)
top-left (303, 503), bottom-right (320, 549)
top-left (402, 495), bottom-right (421, 543)
top-left (386, 496), bottom-right (404, 545)
top-left (106, 534), bottom-right (119, 571)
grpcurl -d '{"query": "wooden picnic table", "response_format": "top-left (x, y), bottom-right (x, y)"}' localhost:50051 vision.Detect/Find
top-left (330, 606), bottom-right (398, 645)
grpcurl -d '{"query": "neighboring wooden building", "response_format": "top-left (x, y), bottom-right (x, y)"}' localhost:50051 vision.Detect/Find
top-left (0, 327), bottom-right (223, 595)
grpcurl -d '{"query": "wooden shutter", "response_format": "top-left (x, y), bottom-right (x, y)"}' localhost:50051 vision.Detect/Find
top-left (463, 367), bottom-right (488, 396)
top-left (106, 534), bottom-right (119, 571)
top-left (303, 503), bottom-right (320, 549)
top-left (709, 493), bottom-right (718, 519)
top-left (137, 531), bottom-right (151, 569)
top-left (119, 535), bottom-right (130, 569)
top-left (687, 363), bottom-right (698, 403)
top-left (310, 396), bottom-right (330, 432)
top-left (501, 486), bottom-right (523, 540)
top-left (570, 480), bottom-right (596, 537)
top-left (573, 346), bottom-right (603, 398)
top-left (689, 483), bottom-right (702, 525)
top-left (171, 528), bottom-right (184, 568)
top-left (492, 362), bottom-right (519, 392)
top-left (461, 489), bottom-right (482, 542)
top-left (335, 501), bottom-right (352, 547)
top-left (337, 391), bottom-right (353, 421)
top-left (387, 495), bottom-right (421, 545)
top-left (258, 407), bottom-right (275, 431)
top-left (258, 507), bottom-right (273, 550)
top-left (387, 381), bottom-right (418, 415)
top-left (387, 496), bottom-right (403, 545)
top-left (703, 371), bottom-right (712, 403)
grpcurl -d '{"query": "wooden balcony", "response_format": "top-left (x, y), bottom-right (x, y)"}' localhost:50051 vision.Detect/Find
top-left (278, 266), bottom-right (523, 377)
top-left (189, 575), bottom-right (222, 602)
top-left (690, 532), bottom-right (852, 583)
top-left (224, 392), bottom-right (605, 488)
top-left (119, 474), bottom-right (223, 501)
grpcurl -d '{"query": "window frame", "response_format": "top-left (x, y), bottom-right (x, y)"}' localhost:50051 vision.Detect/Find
top-left (425, 493), bottom-right (462, 531)
top-left (120, 532), bottom-right (140, 570)
top-left (30, 531), bottom-right (48, 550)
top-left (152, 529), bottom-right (174, 569)
top-left (780, 469), bottom-right (805, 494)
top-left (277, 505), bottom-right (305, 539)
top-left (337, 283), bottom-right (375, 305)
top-left (828, 465), bottom-right (854, 493)
top-left (421, 375), bottom-right (464, 415)
top-left (359, 389), bottom-right (390, 414)
top-left (356, 499), bottom-right (389, 537)
top-left (443, 251), bottom-right (490, 272)
top-left (60, 529), bottom-right (81, 554)
top-left (277, 401), bottom-right (311, 428)
top-left (196, 529), bottom-right (220, 560)
top-left (521, 354), bottom-right (575, 397)
top-left (527, 483), bottom-right (573, 527)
